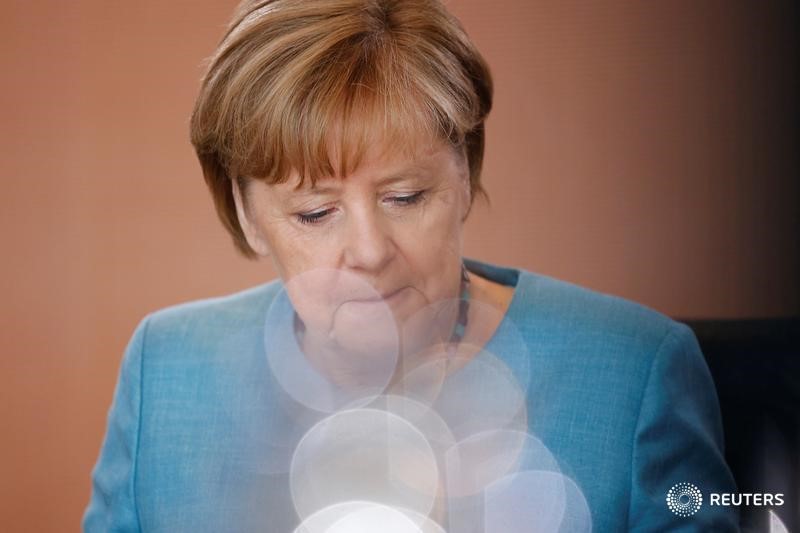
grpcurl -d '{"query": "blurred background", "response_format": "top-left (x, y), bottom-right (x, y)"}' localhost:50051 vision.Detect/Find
top-left (1, 0), bottom-right (797, 530)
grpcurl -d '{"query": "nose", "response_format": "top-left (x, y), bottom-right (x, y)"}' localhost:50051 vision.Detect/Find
top-left (341, 205), bottom-right (395, 273)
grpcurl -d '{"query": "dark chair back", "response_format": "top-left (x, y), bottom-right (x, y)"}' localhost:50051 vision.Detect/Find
top-left (682, 319), bottom-right (799, 532)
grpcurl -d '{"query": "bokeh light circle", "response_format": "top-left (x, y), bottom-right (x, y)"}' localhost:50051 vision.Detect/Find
top-left (263, 269), bottom-right (399, 413)
top-left (294, 501), bottom-right (448, 533)
top-left (444, 430), bottom-right (560, 499)
top-left (290, 408), bottom-right (439, 521)
top-left (399, 297), bottom-right (531, 395)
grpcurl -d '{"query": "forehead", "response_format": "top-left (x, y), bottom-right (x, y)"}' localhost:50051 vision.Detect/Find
top-left (281, 138), bottom-right (462, 192)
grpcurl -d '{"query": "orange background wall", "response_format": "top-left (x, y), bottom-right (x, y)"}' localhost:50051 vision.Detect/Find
top-left (1, 1), bottom-right (797, 530)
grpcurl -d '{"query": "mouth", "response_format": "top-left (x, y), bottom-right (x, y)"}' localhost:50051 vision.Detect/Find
top-left (347, 287), bottom-right (405, 304)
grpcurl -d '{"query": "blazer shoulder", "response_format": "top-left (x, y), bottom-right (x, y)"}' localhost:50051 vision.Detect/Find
top-left (515, 270), bottom-right (686, 354)
top-left (142, 280), bottom-right (282, 348)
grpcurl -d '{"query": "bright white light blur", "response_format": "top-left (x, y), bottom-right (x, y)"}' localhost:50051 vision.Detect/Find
top-left (294, 502), bottom-right (447, 533)
top-left (328, 504), bottom-right (446, 533)
top-left (290, 409), bottom-right (439, 521)
top-left (293, 502), bottom-right (378, 533)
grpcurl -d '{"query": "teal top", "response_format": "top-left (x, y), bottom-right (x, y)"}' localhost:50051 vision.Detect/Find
top-left (83, 260), bottom-right (739, 532)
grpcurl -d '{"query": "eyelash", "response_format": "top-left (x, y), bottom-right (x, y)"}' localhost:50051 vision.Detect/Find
top-left (295, 191), bottom-right (427, 225)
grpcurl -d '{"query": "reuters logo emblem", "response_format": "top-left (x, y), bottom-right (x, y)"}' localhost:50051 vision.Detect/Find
top-left (666, 482), bottom-right (703, 517)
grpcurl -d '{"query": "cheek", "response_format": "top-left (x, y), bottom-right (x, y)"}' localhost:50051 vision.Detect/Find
top-left (407, 192), bottom-right (464, 250)
top-left (395, 194), bottom-right (465, 288)
top-left (262, 221), bottom-right (335, 278)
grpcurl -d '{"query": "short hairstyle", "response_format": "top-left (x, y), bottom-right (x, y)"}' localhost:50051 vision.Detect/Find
top-left (190, 0), bottom-right (493, 257)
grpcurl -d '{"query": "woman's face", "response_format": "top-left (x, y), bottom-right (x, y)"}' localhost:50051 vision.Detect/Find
top-left (234, 140), bottom-right (471, 350)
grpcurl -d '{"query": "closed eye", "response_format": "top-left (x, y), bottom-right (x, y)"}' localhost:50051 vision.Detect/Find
top-left (386, 190), bottom-right (426, 206)
top-left (295, 190), bottom-right (426, 225)
top-left (295, 208), bottom-right (334, 225)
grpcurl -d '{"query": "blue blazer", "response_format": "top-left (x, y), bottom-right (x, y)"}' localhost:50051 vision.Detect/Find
top-left (83, 260), bottom-right (739, 532)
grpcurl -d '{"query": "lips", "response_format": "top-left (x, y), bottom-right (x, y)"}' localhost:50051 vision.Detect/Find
top-left (346, 287), bottom-right (405, 303)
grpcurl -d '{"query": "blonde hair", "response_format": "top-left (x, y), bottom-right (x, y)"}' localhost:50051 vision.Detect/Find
top-left (190, 0), bottom-right (493, 257)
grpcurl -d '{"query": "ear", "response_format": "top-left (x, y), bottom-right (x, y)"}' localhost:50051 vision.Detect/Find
top-left (461, 176), bottom-right (472, 221)
top-left (456, 147), bottom-right (472, 222)
top-left (231, 178), bottom-right (271, 257)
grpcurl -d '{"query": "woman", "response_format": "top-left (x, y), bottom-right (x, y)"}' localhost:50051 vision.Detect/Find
top-left (84, 1), bottom-right (738, 531)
